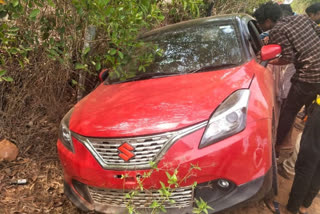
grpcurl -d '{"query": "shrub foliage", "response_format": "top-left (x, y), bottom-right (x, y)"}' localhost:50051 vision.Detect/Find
top-left (0, 0), bottom-right (270, 86)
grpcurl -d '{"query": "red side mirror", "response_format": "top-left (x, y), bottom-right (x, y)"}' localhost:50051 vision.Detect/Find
top-left (261, 44), bottom-right (282, 61)
top-left (99, 69), bottom-right (109, 82)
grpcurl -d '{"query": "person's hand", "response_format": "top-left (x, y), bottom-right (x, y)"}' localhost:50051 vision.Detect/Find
top-left (256, 51), bottom-right (261, 62)
top-left (263, 36), bottom-right (269, 45)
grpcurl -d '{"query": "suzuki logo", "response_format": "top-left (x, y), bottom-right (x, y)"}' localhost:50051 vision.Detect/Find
top-left (118, 142), bottom-right (135, 161)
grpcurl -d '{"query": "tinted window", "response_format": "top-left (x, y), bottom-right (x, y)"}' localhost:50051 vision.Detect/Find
top-left (108, 22), bottom-right (243, 83)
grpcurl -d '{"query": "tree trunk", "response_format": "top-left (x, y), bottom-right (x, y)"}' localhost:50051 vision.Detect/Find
top-left (77, 25), bottom-right (96, 102)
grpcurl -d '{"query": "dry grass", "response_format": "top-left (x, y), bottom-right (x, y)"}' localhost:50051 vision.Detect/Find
top-left (0, 50), bottom-right (93, 213)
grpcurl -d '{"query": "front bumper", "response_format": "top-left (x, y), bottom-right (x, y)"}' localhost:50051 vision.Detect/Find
top-left (58, 118), bottom-right (273, 213)
top-left (64, 168), bottom-right (272, 214)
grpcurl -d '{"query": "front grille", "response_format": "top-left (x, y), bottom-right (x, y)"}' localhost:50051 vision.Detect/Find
top-left (73, 121), bottom-right (207, 170)
top-left (88, 186), bottom-right (193, 208)
top-left (90, 133), bottom-right (174, 165)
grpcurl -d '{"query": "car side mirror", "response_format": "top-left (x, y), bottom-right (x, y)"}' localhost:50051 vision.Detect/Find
top-left (99, 69), bottom-right (109, 82)
top-left (261, 44), bottom-right (282, 61)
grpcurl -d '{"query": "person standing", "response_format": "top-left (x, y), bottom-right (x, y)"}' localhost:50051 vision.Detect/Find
top-left (275, 2), bottom-right (320, 180)
top-left (286, 96), bottom-right (320, 214)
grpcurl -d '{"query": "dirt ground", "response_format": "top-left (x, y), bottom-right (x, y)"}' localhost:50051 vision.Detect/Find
top-left (224, 174), bottom-right (320, 214)
top-left (1, 156), bottom-right (320, 214)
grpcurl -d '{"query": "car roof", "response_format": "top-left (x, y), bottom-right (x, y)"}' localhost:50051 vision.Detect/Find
top-left (141, 13), bottom-right (255, 38)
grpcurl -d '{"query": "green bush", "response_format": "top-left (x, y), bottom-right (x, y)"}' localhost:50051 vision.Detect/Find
top-left (0, 0), bottom-right (206, 88)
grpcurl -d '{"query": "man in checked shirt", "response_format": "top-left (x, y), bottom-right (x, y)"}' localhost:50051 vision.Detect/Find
top-left (253, 2), bottom-right (320, 214)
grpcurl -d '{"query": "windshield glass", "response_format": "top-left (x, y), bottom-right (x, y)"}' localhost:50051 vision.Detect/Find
top-left (108, 22), bottom-right (243, 84)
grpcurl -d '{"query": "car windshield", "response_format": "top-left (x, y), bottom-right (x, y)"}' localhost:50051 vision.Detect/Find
top-left (108, 22), bottom-right (243, 84)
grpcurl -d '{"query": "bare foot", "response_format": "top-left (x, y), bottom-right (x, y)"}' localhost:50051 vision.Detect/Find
top-left (299, 206), bottom-right (308, 214)
top-left (279, 206), bottom-right (294, 214)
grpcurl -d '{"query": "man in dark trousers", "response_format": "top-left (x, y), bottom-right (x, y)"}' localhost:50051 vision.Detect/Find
top-left (276, 2), bottom-right (320, 182)
top-left (287, 97), bottom-right (320, 212)
top-left (253, 2), bottom-right (320, 214)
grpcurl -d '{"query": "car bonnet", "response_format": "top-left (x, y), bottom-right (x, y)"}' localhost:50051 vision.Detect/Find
top-left (70, 61), bottom-right (255, 137)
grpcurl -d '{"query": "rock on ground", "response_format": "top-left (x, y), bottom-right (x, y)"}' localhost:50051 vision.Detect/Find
top-left (0, 139), bottom-right (19, 161)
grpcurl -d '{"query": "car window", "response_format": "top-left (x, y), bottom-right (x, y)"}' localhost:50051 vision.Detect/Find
top-left (248, 20), bottom-right (263, 55)
top-left (108, 22), bottom-right (244, 84)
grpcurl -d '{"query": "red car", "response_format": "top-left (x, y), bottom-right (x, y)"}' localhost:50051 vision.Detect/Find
top-left (57, 14), bottom-right (281, 213)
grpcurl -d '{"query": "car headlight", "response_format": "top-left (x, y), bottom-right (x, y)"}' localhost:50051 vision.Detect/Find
top-left (59, 108), bottom-right (74, 152)
top-left (199, 89), bottom-right (250, 148)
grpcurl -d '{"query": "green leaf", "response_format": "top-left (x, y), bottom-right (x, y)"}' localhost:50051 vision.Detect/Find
top-left (12, 0), bottom-right (19, 7)
top-left (169, 199), bottom-right (175, 204)
top-left (47, 49), bottom-right (59, 57)
top-left (104, 7), bottom-right (113, 16)
top-left (106, 55), bottom-right (115, 64)
top-left (8, 27), bottom-right (20, 32)
top-left (191, 164), bottom-right (201, 171)
top-left (149, 161), bottom-right (157, 169)
top-left (160, 181), bottom-right (166, 189)
top-left (75, 63), bottom-right (87, 70)
top-left (0, 11), bottom-right (8, 19)
top-left (165, 172), bottom-right (171, 179)
top-left (2, 76), bottom-right (13, 82)
top-left (47, 0), bottom-right (56, 7)
top-left (71, 79), bottom-right (78, 85)
top-left (0, 69), bottom-right (7, 77)
top-left (8, 48), bottom-right (18, 54)
top-left (160, 205), bottom-right (166, 213)
top-left (118, 51), bottom-right (124, 59)
top-left (95, 62), bottom-right (101, 71)
top-left (192, 181), bottom-right (198, 188)
top-left (150, 200), bottom-right (160, 208)
top-left (83, 47), bottom-right (90, 56)
top-left (29, 9), bottom-right (40, 19)
top-left (109, 48), bottom-right (117, 55)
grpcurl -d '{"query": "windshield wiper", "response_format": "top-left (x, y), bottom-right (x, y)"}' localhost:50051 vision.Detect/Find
top-left (188, 63), bottom-right (238, 73)
top-left (113, 72), bottom-right (180, 84)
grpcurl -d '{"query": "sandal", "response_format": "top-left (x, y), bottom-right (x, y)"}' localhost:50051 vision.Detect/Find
top-left (264, 200), bottom-right (281, 214)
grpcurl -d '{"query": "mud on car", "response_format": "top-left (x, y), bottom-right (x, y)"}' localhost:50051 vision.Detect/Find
top-left (57, 14), bottom-right (281, 213)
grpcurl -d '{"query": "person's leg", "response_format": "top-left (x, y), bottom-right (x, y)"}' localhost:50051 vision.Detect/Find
top-left (286, 105), bottom-right (320, 213)
top-left (276, 81), bottom-right (317, 147)
top-left (280, 117), bottom-right (304, 178)
top-left (301, 161), bottom-right (320, 209)
top-left (282, 130), bottom-right (302, 177)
